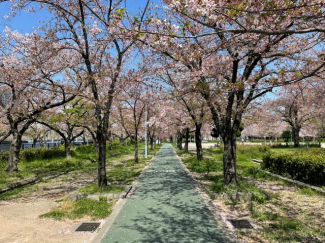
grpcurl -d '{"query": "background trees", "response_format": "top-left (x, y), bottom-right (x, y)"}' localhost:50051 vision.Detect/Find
top-left (141, 0), bottom-right (325, 184)
top-left (0, 29), bottom-right (81, 172)
top-left (0, 0), bottom-right (324, 187)
top-left (37, 99), bottom-right (86, 158)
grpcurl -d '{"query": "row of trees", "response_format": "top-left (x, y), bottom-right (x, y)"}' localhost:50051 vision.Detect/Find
top-left (1, 0), bottom-right (325, 187)
top-left (242, 80), bottom-right (325, 147)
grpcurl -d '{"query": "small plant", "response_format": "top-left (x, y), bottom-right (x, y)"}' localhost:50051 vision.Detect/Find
top-left (98, 195), bottom-right (107, 202)
top-left (251, 193), bottom-right (266, 204)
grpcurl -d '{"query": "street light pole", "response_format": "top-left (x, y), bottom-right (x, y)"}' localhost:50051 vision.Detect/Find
top-left (145, 104), bottom-right (148, 158)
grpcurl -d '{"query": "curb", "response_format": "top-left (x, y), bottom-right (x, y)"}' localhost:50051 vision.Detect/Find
top-left (257, 168), bottom-right (325, 194)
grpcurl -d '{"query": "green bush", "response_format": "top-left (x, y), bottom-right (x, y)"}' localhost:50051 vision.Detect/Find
top-left (21, 147), bottom-right (66, 161)
top-left (262, 151), bottom-right (325, 186)
top-left (75, 145), bottom-right (95, 154)
top-left (183, 157), bottom-right (222, 174)
top-left (271, 143), bottom-right (321, 148)
top-left (0, 151), bottom-right (9, 163)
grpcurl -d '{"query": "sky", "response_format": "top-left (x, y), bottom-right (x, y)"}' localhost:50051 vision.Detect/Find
top-left (0, 0), bottom-right (157, 33)
top-left (0, 2), bottom-right (49, 33)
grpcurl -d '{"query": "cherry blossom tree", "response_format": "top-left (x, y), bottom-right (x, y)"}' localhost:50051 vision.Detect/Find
top-left (6, 0), bottom-right (151, 187)
top-left (139, 0), bottom-right (325, 184)
top-left (25, 124), bottom-right (50, 148)
top-left (119, 80), bottom-right (147, 163)
top-left (241, 102), bottom-right (285, 140)
top-left (37, 99), bottom-right (86, 158)
top-left (0, 29), bottom-right (81, 172)
top-left (271, 79), bottom-right (325, 146)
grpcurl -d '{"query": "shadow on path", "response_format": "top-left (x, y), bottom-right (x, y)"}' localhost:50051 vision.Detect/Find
top-left (101, 144), bottom-right (233, 243)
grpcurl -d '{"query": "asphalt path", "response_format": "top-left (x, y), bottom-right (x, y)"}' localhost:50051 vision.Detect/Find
top-left (100, 144), bottom-right (233, 243)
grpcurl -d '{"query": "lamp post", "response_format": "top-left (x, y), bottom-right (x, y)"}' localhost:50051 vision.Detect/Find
top-left (144, 104), bottom-right (148, 158)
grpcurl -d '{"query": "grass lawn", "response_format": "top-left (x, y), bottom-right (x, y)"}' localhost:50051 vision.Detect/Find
top-left (0, 142), bottom-right (161, 200)
top-left (176, 144), bottom-right (325, 243)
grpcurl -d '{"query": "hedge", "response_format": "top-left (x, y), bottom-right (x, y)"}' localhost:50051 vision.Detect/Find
top-left (21, 147), bottom-right (66, 161)
top-left (262, 152), bottom-right (325, 186)
top-left (0, 147), bottom-right (66, 164)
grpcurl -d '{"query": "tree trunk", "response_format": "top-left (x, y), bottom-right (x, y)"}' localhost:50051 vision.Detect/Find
top-left (108, 131), bottom-right (113, 150)
top-left (150, 135), bottom-right (154, 150)
top-left (32, 138), bottom-right (37, 148)
top-left (6, 132), bottom-right (22, 172)
top-left (97, 130), bottom-right (108, 188)
top-left (177, 131), bottom-right (183, 150)
top-left (119, 134), bottom-right (123, 145)
top-left (195, 124), bottom-right (203, 160)
top-left (134, 129), bottom-right (139, 163)
top-left (39, 138), bottom-right (45, 147)
top-left (292, 126), bottom-right (300, 147)
top-left (222, 133), bottom-right (238, 185)
top-left (184, 127), bottom-right (189, 153)
top-left (65, 140), bottom-right (72, 159)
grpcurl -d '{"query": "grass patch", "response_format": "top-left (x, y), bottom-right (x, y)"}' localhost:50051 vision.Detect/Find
top-left (176, 144), bottom-right (325, 243)
top-left (0, 142), bottom-right (157, 190)
top-left (106, 166), bottom-right (142, 183)
top-left (0, 187), bottom-right (26, 200)
top-left (78, 183), bottom-right (124, 194)
top-left (40, 198), bottom-right (116, 220)
top-left (298, 187), bottom-right (324, 197)
top-left (182, 156), bottom-right (222, 174)
top-left (0, 184), bottom-right (38, 200)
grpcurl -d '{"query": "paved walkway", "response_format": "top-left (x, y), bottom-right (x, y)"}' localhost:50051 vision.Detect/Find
top-left (100, 144), bottom-right (233, 243)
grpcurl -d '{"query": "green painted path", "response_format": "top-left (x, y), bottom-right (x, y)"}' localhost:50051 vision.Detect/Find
top-left (100, 144), bottom-right (233, 243)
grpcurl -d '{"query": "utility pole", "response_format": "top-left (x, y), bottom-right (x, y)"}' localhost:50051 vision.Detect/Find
top-left (145, 104), bottom-right (148, 158)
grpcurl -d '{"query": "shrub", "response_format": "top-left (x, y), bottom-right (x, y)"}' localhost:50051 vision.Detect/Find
top-left (75, 145), bottom-right (95, 154)
top-left (262, 151), bottom-right (325, 186)
top-left (20, 147), bottom-right (66, 161)
top-left (0, 151), bottom-right (9, 163)
top-left (183, 157), bottom-right (222, 173)
top-left (271, 143), bottom-right (321, 148)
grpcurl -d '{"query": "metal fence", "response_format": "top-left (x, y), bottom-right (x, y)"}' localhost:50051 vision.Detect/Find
top-left (0, 141), bottom-right (90, 151)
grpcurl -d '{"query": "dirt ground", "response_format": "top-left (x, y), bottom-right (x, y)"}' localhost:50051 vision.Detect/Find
top-left (0, 199), bottom-right (103, 243)
top-left (0, 169), bottom-right (102, 243)
top-left (213, 178), bottom-right (325, 243)
top-left (0, 154), bottom-right (138, 243)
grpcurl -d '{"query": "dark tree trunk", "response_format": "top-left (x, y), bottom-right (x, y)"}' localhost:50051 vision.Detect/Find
top-left (184, 127), bottom-right (189, 153)
top-left (119, 135), bottom-right (123, 145)
top-left (6, 132), bottom-right (22, 172)
top-left (150, 135), bottom-right (154, 150)
top-left (292, 126), bottom-right (300, 148)
top-left (108, 131), bottom-right (113, 150)
top-left (203, 96), bottom-right (240, 185)
top-left (222, 133), bottom-right (238, 185)
top-left (134, 129), bottom-right (139, 163)
top-left (177, 131), bottom-right (183, 150)
top-left (32, 138), bottom-right (37, 148)
top-left (97, 130), bottom-right (108, 188)
top-left (195, 124), bottom-right (203, 160)
top-left (64, 140), bottom-right (72, 159)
